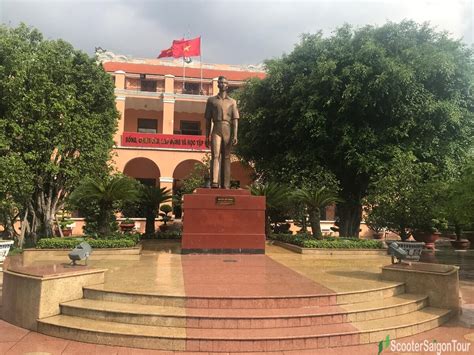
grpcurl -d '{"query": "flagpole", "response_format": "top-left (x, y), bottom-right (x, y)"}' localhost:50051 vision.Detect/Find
top-left (182, 33), bottom-right (186, 94)
top-left (200, 36), bottom-right (203, 95)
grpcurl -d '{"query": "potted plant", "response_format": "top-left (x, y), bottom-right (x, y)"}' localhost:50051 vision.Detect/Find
top-left (363, 209), bottom-right (386, 240)
top-left (159, 204), bottom-right (173, 232)
top-left (58, 218), bottom-right (74, 237)
top-left (120, 218), bottom-right (135, 233)
top-left (449, 223), bottom-right (471, 250)
top-left (412, 218), bottom-right (447, 250)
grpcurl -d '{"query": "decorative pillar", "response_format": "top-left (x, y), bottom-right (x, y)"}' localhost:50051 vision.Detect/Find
top-left (159, 177), bottom-right (174, 192)
top-left (114, 70), bottom-right (126, 90)
top-left (114, 96), bottom-right (126, 146)
top-left (163, 75), bottom-right (175, 134)
top-left (212, 77), bottom-right (219, 95)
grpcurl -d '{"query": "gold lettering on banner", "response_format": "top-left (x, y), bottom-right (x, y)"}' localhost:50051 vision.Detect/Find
top-left (215, 197), bottom-right (235, 205)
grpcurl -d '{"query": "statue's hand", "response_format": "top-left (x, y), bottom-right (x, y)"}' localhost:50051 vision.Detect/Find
top-left (232, 137), bottom-right (238, 146)
top-left (205, 136), bottom-right (210, 148)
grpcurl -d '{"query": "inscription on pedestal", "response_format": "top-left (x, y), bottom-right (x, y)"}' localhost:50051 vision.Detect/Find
top-left (215, 196), bottom-right (235, 205)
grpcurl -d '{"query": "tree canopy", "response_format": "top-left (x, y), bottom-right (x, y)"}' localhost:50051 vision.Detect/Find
top-left (237, 21), bottom-right (474, 237)
top-left (0, 24), bottom-right (118, 241)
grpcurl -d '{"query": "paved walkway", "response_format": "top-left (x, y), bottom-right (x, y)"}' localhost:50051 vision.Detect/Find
top-left (0, 242), bottom-right (473, 354)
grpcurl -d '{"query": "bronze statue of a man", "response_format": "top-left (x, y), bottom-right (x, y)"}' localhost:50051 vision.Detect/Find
top-left (205, 76), bottom-right (239, 189)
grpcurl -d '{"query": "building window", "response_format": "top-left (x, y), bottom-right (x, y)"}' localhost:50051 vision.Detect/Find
top-left (180, 121), bottom-right (201, 135)
top-left (137, 119), bottom-right (158, 133)
top-left (183, 82), bottom-right (200, 94)
top-left (141, 80), bottom-right (157, 92)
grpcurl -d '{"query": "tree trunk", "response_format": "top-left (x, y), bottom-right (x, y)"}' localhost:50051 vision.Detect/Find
top-left (265, 212), bottom-right (272, 238)
top-left (145, 208), bottom-right (156, 236)
top-left (337, 201), bottom-right (362, 238)
top-left (455, 223), bottom-right (462, 241)
top-left (308, 209), bottom-right (322, 239)
top-left (18, 208), bottom-right (30, 249)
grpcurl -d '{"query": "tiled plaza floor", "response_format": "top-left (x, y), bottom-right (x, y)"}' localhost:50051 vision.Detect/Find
top-left (0, 241), bottom-right (473, 354)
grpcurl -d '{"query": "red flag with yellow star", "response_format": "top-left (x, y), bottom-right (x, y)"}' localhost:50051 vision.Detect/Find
top-left (172, 37), bottom-right (201, 58)
top-left (157, 46), bottom-right (173, 58)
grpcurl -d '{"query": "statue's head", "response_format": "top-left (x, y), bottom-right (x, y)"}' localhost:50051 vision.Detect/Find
top-left (217, 76), bottom-right (229, 93)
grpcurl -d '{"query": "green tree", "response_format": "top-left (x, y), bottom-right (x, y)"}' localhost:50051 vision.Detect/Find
top-left (237, 21), bottom-right (474, 237)
top-left (363, 152), bottom-right (441, 241)
top-left (140, 186), bottom-right (172, 236)
top-left (438, 158), bottom-right (474, 238)
top-left (69, 175), bottom-right (139, 237)
top-left (249, 182), bottom-right (293, 236)
top-left (0, 154), bottom-right (34, 246)
top-left (0, 24), bottom-right (118, 240)
top-left (293, 187), bottom-right (342, 238)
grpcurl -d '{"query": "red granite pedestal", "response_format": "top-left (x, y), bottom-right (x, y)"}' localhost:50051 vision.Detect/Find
top-left (181, 188), bottom-right (266, 254)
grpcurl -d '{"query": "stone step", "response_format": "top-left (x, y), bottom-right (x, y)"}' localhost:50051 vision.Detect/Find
top-left (83, 282), bottom-right (405, 308)
top-left (61, 293), bottom-right (428, 328)
top-left (37, 307), bottom-right (452, 352)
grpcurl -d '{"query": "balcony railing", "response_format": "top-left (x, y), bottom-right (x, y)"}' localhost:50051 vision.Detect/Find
top-left (121, 132), bottom-right (207, 150)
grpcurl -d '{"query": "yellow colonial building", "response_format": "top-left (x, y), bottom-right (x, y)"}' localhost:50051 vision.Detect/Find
top-left (100, 54), bottom-right (265, 194)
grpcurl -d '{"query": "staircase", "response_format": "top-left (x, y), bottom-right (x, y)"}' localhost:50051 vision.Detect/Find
top-left (37, 282), bottom-right (452, 352)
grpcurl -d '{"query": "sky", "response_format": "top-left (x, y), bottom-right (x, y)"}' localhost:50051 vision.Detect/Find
top-left (1, 0), bottom-right (473, 65)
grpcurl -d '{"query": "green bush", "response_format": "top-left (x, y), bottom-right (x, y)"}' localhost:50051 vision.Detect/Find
top-left (36, 237), bottom-right (137, 249)
top-left (269, 234), bottom-right (384, 249)
top-left (156, 230), bottom-right (182, 239)
top-left (88, 232), bottom-right (141, 244)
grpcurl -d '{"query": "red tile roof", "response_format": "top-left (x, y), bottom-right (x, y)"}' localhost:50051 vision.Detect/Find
top-left (103, 62), bottom-right (266, 81)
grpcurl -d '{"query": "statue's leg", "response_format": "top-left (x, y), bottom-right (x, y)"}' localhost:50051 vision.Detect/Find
top-left (222, 125), bottom-right (232, 189)
top-left (211, 132), bottom-right (222, 188)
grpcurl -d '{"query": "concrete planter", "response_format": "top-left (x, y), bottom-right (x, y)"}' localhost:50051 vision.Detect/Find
top-left (450, 239), bottom-right (471, 250)
top-left (413, 231), bottom-right (440, 250)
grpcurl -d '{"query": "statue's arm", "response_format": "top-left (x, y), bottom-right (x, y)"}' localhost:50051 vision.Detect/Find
top-left (232, 100), bottom-right (239, 145)
top-left (205, 98), bottom-right (212, 147)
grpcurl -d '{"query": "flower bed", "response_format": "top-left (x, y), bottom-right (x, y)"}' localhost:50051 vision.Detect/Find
top-left (269, 233), bottom-right (384, 249)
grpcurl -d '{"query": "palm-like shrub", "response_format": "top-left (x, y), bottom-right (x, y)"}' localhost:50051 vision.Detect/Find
top-left (69, 175), bottom-right (140, 237)
top-left (249, 182), bottom-right (293, 236)
top-left (293, 187), bottom-right (341, 239)
top-left (140, 186), bottom-right (172, 236)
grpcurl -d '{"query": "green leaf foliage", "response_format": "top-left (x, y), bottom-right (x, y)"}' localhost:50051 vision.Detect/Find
top-left (270, 234), bottom-right (384, 249)
top-left (363, 152), bottom-right (443, 240)
top-left (139, 186), bottom-right (172, 235)
top-left (293, 186), bottom-right (342, 238)
top-left (36, 237), bottom-right (137, 249)
top-left (68, 175), bottom-right (140, 237)
top-left (237, 21), bottom-right (474, 237)
top-left (0, 23), bottom-right (119, 239)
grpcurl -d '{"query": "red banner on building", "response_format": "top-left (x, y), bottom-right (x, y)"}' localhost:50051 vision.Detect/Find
top-left (121, 132), bottom-right (207, 150)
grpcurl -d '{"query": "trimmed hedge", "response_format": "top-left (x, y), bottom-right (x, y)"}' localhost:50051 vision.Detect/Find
top-left (141, 230), bottom-right (182, 240)
top-left (270, 234), bottom-right (384, 249)
top-left (36, 238), bottom-right (137, 249)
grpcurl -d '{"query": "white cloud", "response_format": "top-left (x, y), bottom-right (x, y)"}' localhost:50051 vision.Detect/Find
top-left (1, 0), bottom-right (472, 64)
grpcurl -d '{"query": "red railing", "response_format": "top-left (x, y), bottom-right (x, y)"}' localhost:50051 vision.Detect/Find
top-left (121, 132), bottom-right (207, 150)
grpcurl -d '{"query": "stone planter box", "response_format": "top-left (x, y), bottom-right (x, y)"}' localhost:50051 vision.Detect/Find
top-left (382, 262), bottom-right (460, 312)
top-left (0, 240), bottom-right (14, 263)
top-left (271, 240), bottom-right (388, 256)
top-left (21, 245), bottom-right (142, 264)
top-left (2, 264), bottom-right (106, 330)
